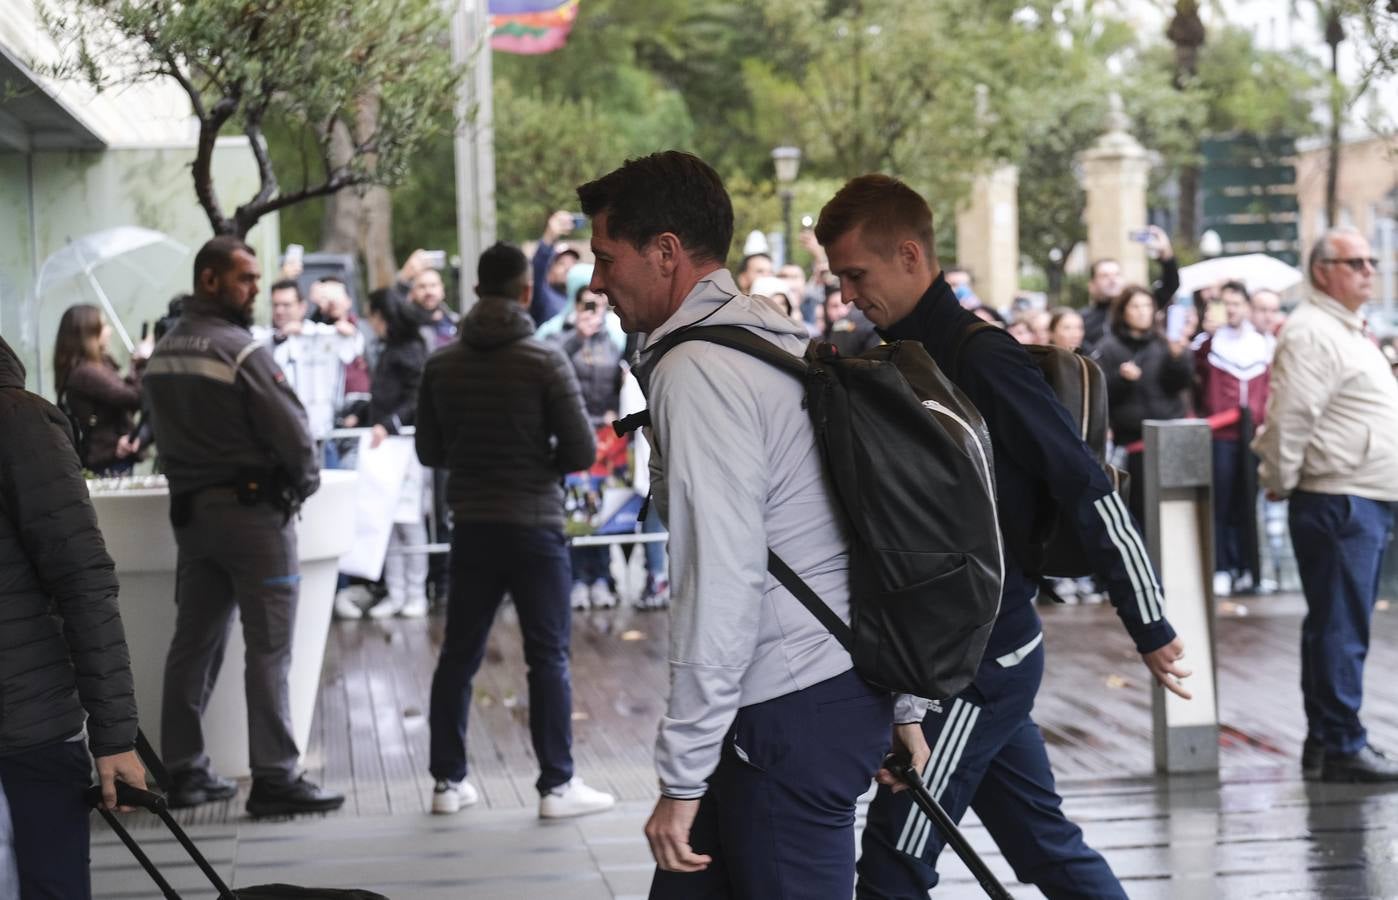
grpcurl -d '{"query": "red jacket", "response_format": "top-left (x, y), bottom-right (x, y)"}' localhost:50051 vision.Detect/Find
top-left (1195, 324), bottom-right (1272, 441)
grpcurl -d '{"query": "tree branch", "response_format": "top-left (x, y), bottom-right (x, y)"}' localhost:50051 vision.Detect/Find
top-left (191, 89), bottom-right (243, 235)
top-left (234, 170), bottom-right (371, 236)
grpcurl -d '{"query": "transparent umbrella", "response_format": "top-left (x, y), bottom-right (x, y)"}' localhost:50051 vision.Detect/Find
top-left (1177, 253), bottom-right (1303, 297)
top-left (28, 226), bottom-right (188, 394)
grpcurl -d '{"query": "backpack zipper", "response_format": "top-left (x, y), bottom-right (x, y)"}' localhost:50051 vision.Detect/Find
top-left (920, 398), bottom-right (1006, 594)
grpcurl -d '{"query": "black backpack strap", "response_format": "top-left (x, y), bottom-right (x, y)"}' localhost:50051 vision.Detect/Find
top-left (767, 550), bottom-right (855, 653)
top-left (654, 325), bottom-right (808, 379)
top-left (949, 320), bottom-right (1000, 380)
top-left (614, 325), bottom-right (809, 438)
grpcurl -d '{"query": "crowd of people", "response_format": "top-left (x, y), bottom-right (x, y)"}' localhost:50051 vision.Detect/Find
top-left (2, 147), bottom-right (1395, 899)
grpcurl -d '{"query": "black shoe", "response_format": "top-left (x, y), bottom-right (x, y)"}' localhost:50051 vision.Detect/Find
top-left (246, 775), bottom-right (345, 817)
top-left (167, 770), bottom-right (239, 809)
top-left (1302, 737), bottom-right (1324, 781)
top-left (1319, 744), bottom-right (1398, 783)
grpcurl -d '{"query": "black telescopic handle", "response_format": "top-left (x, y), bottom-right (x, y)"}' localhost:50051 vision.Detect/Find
top-left (884, 752), bottom-right (1015, 900)
top-left (85, 781), bottom-right (167, 813)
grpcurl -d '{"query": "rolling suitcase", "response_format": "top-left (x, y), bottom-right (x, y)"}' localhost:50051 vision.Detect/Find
top-left (91, 732), bottom-right (388, 900)
top-left (883, 752), bottom-right (1015, 900)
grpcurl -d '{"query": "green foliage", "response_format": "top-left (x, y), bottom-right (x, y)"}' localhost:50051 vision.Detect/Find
top-left (39, 0), bottom-right (462, 237)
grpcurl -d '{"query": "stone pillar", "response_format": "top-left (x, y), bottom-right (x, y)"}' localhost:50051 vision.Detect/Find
top-left (955, 165), bottom-right (1019, 311)
top-left (1079, 95), bottom-right (1152, 287)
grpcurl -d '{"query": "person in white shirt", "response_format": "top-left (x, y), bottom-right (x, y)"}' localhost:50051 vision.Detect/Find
top-left (256, 279), bottom-right (363, 448)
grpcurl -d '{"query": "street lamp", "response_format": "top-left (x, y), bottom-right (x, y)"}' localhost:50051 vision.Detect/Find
top-left (771, 146), bottom-right (801, 267)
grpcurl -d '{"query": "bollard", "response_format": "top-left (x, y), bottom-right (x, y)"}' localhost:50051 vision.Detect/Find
top-left (1143, 419), bottom-right (1219, 774)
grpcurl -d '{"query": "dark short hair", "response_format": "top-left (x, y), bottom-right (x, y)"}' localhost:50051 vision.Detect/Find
top-left (1219, 280), bottom-right (1251, 302)
top-left (577, 150), bottom-right (733, 264)
top-left (1089, 258), bottom-right (1120, 280)
top-left (739, 253), bottom-right (772, 275)
top-left (192, 235), bottom-right (254, 287)
top-left (478, 242), bottom-right (529, 297)
top-left (815, 174), bottom-right (934, 259)
top-left (316, 275), bottom-right (347, 287)
top-left (367, 288), bottom-right (421, 346)
top-left (270, 278), bottom-right (302, 300)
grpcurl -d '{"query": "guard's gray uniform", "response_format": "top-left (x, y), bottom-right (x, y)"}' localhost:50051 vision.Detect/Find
top-left (144, 294), bottom-right (319, 784)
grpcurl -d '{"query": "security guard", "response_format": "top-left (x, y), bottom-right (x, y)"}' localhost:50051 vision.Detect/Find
top-left (143, 235), bottom-right (344, 817)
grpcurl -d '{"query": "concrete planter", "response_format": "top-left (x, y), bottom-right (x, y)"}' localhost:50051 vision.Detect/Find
top-left (90, 470), bottom-right (358, 776)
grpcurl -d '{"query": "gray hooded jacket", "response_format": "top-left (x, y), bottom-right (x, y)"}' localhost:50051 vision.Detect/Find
top-left (637, 269), bottom-right (860, 799)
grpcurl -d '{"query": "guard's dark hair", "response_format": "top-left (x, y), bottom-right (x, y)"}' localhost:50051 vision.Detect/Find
top-left (192, 235), bottom-right (254, 287)
top-left (477, 242), bottom-right (530, 297)
top-left (270, 278), bottom-right (302, 300)
top-left (577, 151), bottom-right (733, 264)
top-left (816, 174), bottom-right (934, 259)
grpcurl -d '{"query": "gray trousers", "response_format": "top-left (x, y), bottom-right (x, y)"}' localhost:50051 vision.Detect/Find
top-left (161, 489), bottom-right (301, 783)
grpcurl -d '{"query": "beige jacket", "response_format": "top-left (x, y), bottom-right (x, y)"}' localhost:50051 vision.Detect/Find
top-left (1253, 289), bottom-right (1398, 502)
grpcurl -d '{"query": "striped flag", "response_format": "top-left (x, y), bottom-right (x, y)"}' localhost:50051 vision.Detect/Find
top-left (489, 0), bottom-right (580, 55)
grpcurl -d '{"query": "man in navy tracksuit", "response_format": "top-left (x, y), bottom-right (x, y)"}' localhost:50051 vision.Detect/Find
top-left (815, 175), bottom-right (1193, 899)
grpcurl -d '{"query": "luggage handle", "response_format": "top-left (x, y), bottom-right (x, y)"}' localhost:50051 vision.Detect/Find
top-left (884, 751), bottom-right (1015, 900)
top-left (85, 780), bottom-right (167, 813)
top-left (87, 782), bottom-right (237, 900)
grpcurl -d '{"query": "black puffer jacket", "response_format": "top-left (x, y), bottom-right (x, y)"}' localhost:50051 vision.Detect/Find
top-left (414, 295), bottom-right (595, 530)
top-left (1091, 325), bottom-right (1194, 446)
top-left (0, 334), bottom-right (137, 757)
top-left (368, 336), bottom-right (427, 434)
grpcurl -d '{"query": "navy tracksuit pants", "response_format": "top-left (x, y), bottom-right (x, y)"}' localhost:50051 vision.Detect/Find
top-left (1291, 491), bottom-right (1395, 756)
top-left (650, 668), bottom-right (894, 899)
top-left (857, 638), bottom-right (1127, 900)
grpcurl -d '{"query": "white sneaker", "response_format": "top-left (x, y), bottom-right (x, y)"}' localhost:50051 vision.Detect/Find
top-left (1232, 571), bottom-right (1255, 594)
top-left (570, 582), bottom-right (591, 610)
top-left (333, 588), bottom-right (364, 620)
top-left (367, 595), bottom-right (405, 619)
top-left (539, 777), bottom-right (615, 819)
top-left (589, 581), bottom-right (618, 609)
top-left (431, 779), bottom-right (479, 815)
top-left (1213, 571), bottom-right (1233, 597)
top-left (400, 596), bottom-right (429, 618)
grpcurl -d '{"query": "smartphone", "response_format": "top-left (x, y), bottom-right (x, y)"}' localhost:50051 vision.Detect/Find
top-left (285, 243), bottom-right (304, 264)
top-left (1128, 229), bottom-right (1152, 243)
top-left (140, 321), bottom-right (150, 340)
top-left (423, 249), bottom-right (448, 270)
top-left (1166, 304), bottom-right (1187, 343)
top-left (570, 213), bottom-right (588, 230)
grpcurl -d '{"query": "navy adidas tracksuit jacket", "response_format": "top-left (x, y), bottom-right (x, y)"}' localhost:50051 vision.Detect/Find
top-left (857, 274), bottom-right (1176, 900)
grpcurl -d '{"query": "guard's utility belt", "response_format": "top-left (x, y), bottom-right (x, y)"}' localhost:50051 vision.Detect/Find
top-left (170, 468), bottom-right (295, 527)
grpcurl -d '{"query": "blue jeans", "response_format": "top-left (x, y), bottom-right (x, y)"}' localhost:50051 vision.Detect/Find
top-left (858, 639), bottom-right (1125, 900)
top-left (0, 739), bottom-right (93, 900)
top-left (429, 523), bottom-right (575, 793)
top-left (643, 511), bottom-right (667, 578)
top-left (570, 545), bottom-right (612, 586)
top-left (1291, 491), bottom-right (1395, 755)
top-left (650, 669), bottom-right (893, 899)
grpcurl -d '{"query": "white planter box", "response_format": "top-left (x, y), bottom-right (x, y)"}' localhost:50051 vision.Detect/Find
top-left (91, 470), bottom-right (358, 777)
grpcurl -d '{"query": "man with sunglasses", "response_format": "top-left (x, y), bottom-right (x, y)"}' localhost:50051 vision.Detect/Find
top-left (1254, 227), bottom-right (1398, 783)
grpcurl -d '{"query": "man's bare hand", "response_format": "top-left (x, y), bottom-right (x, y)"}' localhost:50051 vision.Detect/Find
top-left (397, 249), bottom-right (431, 284)
top-left (1142, 636), bottom-right (1193, 699)
top-left (1119, 361), bottom-right (1142, 382)
top-left (544, 209), bottom-right (575, 243)
top-left (370, 424), bottom-right (389, 449)
top-left (334, 319), bottom-right (356, 338)
top-left (644, 796), bottom-right (712, 873)
top-left (95, 749), bottom-right (146, 811)
top-left (875, 722), bottom-right (931, 793)
top-left (1147, 225), bottom-right (1174, 262)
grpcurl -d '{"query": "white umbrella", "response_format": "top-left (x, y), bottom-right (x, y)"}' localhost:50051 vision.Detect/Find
top-left (30, 226), bottom-right (188, 393)
top-left (1177, 253), bottom-right (1303, 296)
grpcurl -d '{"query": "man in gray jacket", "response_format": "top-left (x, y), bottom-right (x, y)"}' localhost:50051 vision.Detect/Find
top-left (578, 151), bottom-right (915, 898)
top-left (416, 242), bottom-right (615, 819)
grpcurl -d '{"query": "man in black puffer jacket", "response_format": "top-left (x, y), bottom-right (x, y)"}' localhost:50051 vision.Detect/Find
top-left (415, 242), bottom-right (614, 819)
top-left (0, 333), bottom-right (144, 899)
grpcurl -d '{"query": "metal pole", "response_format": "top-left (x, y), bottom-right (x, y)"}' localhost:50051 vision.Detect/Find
top-left (781, 189), bottom-right (793, 271)
top-left (451, 0), bottom-right (496, 316)
top-left (1143, 419), bottom-right (1219, 774)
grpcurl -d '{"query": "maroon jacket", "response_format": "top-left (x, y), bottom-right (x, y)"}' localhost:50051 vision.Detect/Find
top-left (1194, 324), bottom-right (1272, 441)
